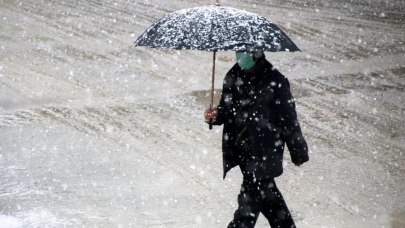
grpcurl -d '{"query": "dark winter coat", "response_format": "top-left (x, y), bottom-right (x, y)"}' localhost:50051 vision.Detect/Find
top-left (213, 57), bottom-right (309, 180)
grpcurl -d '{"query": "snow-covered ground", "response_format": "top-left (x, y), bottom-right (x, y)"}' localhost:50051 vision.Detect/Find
top-left (1, 0), bottom-right (404, 227)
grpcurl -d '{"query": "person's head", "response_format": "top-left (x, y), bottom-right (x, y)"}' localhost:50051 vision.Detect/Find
top-left (235, 50), bottom-right (264, 71)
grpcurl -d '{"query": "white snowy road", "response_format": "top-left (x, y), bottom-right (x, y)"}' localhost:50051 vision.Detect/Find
top-left (1, 0), bottom-right (405, 227)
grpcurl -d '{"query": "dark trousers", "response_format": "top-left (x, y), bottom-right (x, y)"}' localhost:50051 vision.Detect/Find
top-left (227, 176), bottom-right (296, 228)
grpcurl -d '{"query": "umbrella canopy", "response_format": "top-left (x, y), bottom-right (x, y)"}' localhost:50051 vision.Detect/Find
top-left (134, 4), bottom-right (300, 52)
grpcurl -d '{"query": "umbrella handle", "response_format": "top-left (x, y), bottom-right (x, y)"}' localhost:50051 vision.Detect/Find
top-left (209, 104), bottom-right (213, 130)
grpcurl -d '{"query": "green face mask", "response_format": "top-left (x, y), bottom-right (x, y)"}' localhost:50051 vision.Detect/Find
top-left (236, 52), bottom-right (256, 70)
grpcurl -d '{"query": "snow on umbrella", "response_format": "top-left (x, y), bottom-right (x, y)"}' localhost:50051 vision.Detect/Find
top-left (134, 3), bottom-right (300, 128)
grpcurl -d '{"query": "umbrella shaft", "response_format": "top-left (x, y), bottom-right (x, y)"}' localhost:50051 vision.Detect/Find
top-left (211, 51), bottom-right (217, 106)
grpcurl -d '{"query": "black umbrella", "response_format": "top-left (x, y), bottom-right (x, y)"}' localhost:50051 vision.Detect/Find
top-left (134, 3), bottom-right (300, 129)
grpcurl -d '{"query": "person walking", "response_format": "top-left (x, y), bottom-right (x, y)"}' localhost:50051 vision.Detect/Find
top-left (204, 50), bottom-right (309, 228)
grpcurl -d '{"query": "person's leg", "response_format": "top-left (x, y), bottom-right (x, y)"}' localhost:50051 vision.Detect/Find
top-left (227, 178), bottom-right (261, 228)
top-left (259, 179), bottom-right (296, 228)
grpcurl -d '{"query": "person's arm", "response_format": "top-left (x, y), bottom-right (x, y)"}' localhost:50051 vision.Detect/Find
top-left (275, 75), bottom-right (309, 165)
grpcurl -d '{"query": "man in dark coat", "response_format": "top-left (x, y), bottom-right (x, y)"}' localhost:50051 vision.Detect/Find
top-left (204, 50), bottom-right (309, 228)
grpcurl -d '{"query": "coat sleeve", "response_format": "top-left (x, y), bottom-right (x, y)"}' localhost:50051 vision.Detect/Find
top-left (275, 75), bottom-right (309, 164)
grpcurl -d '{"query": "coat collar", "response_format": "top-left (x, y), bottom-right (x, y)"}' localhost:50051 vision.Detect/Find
top-left (231, 57), bottom-right (274, 84)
